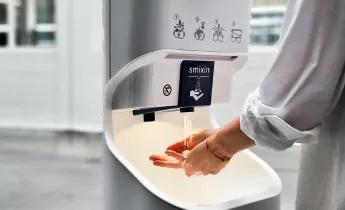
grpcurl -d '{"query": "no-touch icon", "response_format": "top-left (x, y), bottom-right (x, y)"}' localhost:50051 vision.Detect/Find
top-left (163, 84), bottom-right (172, 96)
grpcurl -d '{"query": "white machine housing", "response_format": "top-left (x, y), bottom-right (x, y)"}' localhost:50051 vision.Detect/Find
top-left (104, 0), bottom-right (251, 110)
top-left (102, 0), bottom-right (282, 210)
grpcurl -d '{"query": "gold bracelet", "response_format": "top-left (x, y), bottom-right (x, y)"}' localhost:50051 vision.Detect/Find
top-left (205, 139), bottom-right (231, 162)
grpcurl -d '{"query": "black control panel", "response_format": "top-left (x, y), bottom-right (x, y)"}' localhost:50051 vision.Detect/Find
top-left (178, 60), bottom-right (215, 107)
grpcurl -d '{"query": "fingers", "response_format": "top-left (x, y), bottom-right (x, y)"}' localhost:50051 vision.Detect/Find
top-left (166, 129), bottom-right (215, 153)
top-left (210, 171), bottom-right (218, 175)
top-left (165, 150), bottom-right (185, 162)
top-left (150, 154), bottom-right (223, 175)
top-left (166, 139), bottom-right (187, 153)
top-left (182, 150), bottom-right (190, 156)
top-left (152, 160), bottom-right (182, 169)
top-left (149, 154), bottom-right (168, 161)
top-left (149, 154), bottom-right (183, 169)
top-left (185, 170), bottom-right (194, 177)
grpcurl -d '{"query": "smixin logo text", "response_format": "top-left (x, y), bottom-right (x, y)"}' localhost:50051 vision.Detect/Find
top-left (188, 66), bottom-right (210, 74)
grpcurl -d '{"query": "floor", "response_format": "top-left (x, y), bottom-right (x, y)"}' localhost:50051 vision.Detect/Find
top-left (0, 152), bottom-right (104, 210)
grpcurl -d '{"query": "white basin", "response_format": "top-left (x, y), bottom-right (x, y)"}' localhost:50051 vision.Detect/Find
top-left (104, 107), bottom-right (281, 210)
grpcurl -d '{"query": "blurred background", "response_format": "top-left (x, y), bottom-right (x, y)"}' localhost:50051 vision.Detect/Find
top-left (0, 0), bottom-right (299, 210)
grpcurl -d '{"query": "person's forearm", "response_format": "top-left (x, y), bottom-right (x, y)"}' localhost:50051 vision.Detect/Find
top-left (208, 117), bottom-right (255, 158)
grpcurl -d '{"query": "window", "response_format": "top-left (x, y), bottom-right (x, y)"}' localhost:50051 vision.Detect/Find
top-left (0, 0), bottom-right (56, 48)
top-left (0, 32), bottom-right (8, 46)
top-left (0, 0), bottom-right (9, 46)
top-left (36, 0), bottom-right (55, 23)
top-left (250, 0), bottom-right (287, 46)
top-left (0, 0), bottom-right (8, 24)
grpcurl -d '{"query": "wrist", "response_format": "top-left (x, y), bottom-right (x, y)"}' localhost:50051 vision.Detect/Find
top-left (207, 132), bottom-right (233, 159)
top-left (209, 118), bottom-right (255, 158)
top-left (205, 139), bottom-right (231, 162)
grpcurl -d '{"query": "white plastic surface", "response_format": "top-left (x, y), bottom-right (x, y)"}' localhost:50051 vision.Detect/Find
top-left (105, 107), bottom-right (281, 209)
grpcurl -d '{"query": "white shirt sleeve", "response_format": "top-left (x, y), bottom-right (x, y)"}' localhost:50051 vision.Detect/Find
top-left (240, 0), bottom-right (345, 150)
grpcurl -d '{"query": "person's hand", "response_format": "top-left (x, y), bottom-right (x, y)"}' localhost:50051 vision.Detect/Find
top-left (181, 118), bottom-right (256, 176)
top-left (149, 129), bottom-right (216, 168)
top-left (149, 118), bottom-right (256, 176)
top-left (182, 134), bottom-right (229, 176)
top-left (149, 132), bottom-right (230, 176)
top-left (148, 151), bottom-right (188, 169)
top-left (166, 129), bottom-right (217, 153)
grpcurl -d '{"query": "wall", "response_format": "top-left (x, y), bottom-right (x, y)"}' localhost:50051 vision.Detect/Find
top-left (68, 0), bottom-right (104, 132)
top-left (0, 0), bottom-right (103, 132)
top-left (0, 50), bottom-right (60, 129)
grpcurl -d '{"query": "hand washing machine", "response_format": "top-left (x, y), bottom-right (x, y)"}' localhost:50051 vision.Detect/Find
top-left (103, 0), bottom-right (282, 209)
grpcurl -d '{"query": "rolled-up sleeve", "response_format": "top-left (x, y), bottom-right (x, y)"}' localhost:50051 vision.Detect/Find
top-left (240, 0), bottom-right (345, 150)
